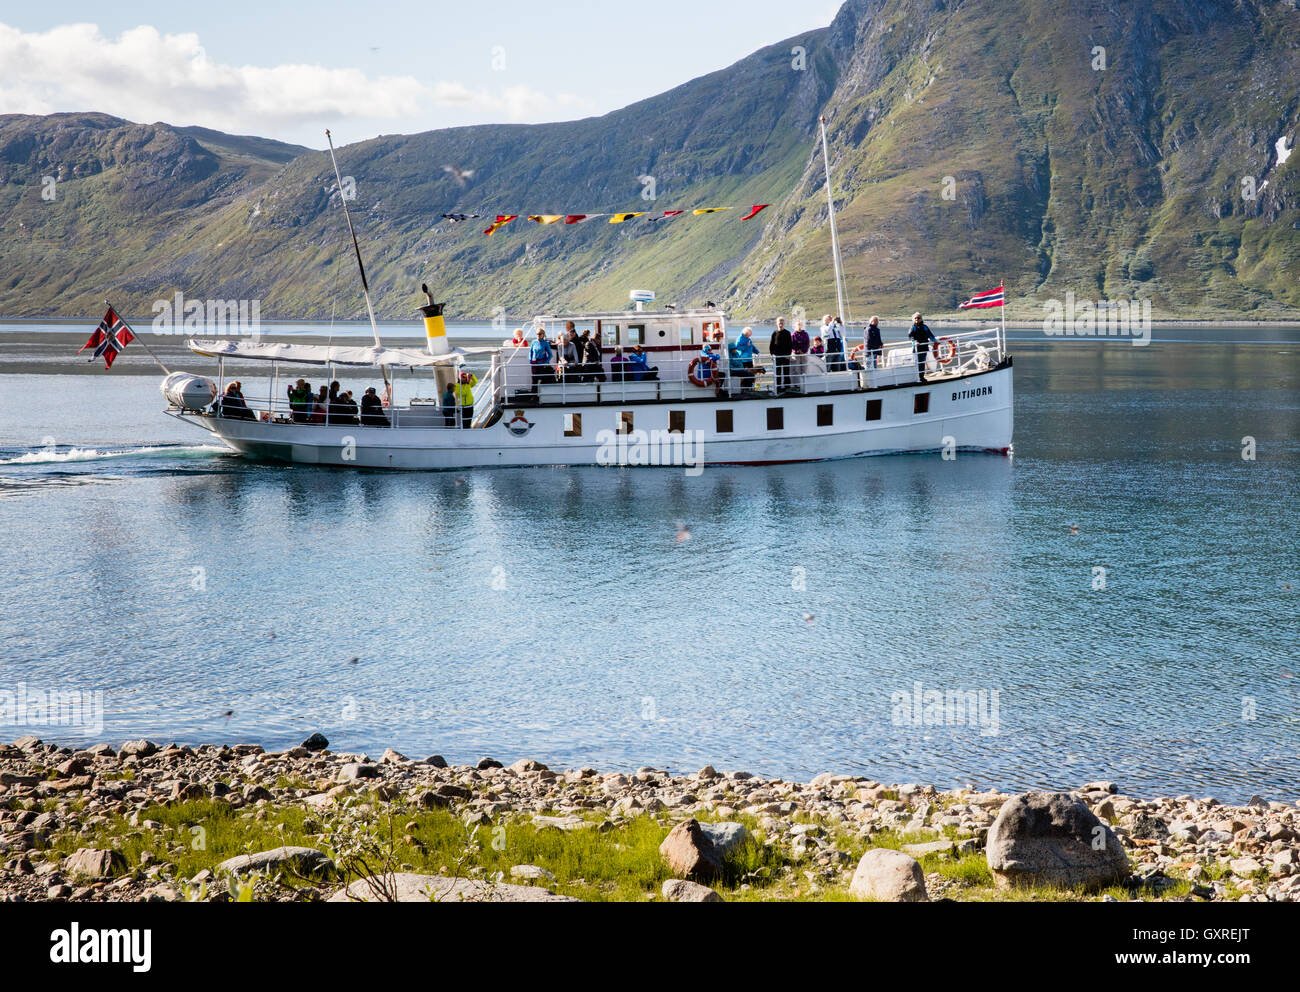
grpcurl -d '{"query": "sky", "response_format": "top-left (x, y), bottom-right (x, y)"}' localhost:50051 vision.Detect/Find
top-left (0, 1), bottom-right (842, 148)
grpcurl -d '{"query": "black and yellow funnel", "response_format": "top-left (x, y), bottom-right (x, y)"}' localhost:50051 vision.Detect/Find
top-left (419, 283), bottom-right (448, 356)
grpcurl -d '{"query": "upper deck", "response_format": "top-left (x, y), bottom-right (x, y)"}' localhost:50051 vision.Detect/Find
top-left (490, 317), bottom-right (1007, 413)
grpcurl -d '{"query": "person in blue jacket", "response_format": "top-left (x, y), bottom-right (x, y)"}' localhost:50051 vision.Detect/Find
top-left (626, 345), bottom-right (659, 382)
top-left (529, 328), bottom-right (554, 388)
top-left (697, 341), bottom-right (719, 384)
top-left (732, 327), bottom-right (760, 391)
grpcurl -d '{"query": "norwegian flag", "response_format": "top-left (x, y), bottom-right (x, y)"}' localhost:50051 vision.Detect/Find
top-left (958, 285), bottom-right (1005, 309)
top-left (79, 307), bottom-right (137, 369)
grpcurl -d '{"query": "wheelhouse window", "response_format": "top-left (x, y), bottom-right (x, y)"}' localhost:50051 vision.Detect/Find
top-left (603, 323), bottom-right (618, 346)
top-left (816, 404), bottom-right (833, 427)
top-left (866, 399), bottom-right (882, 421)
top-left (564, 413), bottom-right (582, 437)
top-left (715, 409), bottom-right (733, 433)
top-left (914, 393), bottom-right (930, 415)
top-left (618, 411), bottom-right (634, 434)
top-left (627, 324), bottom-right (645, 346)
top-left (669, 410), bottom-right (686, 434)
top-left (767, 407), bottom-right (784, 431)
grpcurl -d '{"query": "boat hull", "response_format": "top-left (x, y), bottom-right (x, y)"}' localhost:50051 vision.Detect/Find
top-left (184, 365), bottom-right (1013, 470)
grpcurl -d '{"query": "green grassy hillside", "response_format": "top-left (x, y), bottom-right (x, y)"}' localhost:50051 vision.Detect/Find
top-left (0, 0), bottom-right (1296, 321)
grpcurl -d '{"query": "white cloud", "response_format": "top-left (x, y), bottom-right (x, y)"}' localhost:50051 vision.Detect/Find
top-left (0, 22), bottom-right (590, 140)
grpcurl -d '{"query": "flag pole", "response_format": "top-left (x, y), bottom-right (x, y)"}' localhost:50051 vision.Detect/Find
top-left (106, 299), bottom-right (171, 375)
top-left (1000, 276), bottom-right (1007, 358)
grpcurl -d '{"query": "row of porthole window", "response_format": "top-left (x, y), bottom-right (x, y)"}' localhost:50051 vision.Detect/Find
top-left (562, 393), bottom-right (930, 437)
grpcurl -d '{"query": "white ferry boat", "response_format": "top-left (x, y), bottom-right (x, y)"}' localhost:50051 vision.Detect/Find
top-left (162, 297), bottom-right (1012, 470)
top-left (158, 123), bottom-right (1012, 470)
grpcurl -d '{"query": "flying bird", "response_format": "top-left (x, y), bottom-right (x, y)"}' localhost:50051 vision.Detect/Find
top-left (443, 165), bottom-right (475, 187)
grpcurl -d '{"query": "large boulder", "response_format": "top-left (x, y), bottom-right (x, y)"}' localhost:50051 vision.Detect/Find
top-left (986, 791), bottom-right (1129, 890)
top-left (659, 819), bottom-right (722, 883)
top-left (662, 879), bottom-right (723, 902)
top-left (300, 733), bottom-right (329, 752)
top-left (64, 847), bottom-right (127, 880)
top-left (336, 762), bottom-right (379, 783)
top-left (849, 848), bottom-right (929, 902)
top-left (217, 846), bottom-right (334, 877)
top-left (699, 821), bottom-right (751, 862)
top-left (328, 872), bottom-right (579, 902)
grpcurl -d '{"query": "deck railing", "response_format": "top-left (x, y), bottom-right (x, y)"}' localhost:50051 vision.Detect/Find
top-left (501, 326), bottom-right (1003, 405)
top-left (186, 327), bottom-right (1004, 428)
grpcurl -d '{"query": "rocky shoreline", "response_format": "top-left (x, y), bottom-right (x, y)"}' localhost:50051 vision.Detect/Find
top-left (2, 734), bottom-right (1297, 903)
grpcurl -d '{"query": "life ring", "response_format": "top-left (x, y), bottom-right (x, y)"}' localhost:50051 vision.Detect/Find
top-left (934, 337), bottom-right (957, 364)
top-left (688, 357), bottom-right (716, 388)
top-left (849, 345), bottom-right (864, 361)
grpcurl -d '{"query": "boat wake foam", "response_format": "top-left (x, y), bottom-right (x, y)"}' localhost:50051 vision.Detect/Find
top-left (0, 443), bottom-right (230, 466)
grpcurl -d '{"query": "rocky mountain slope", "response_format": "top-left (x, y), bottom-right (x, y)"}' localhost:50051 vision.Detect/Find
top-left (0, 0), bottom-right (1296, 321)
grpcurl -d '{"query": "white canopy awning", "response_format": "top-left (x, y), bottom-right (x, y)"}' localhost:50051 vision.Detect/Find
top-left (187, 338), bottom-right (484, 368)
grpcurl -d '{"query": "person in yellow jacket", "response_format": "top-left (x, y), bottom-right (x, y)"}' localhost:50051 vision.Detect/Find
top-left (455, 370), bottom-right (478, 428)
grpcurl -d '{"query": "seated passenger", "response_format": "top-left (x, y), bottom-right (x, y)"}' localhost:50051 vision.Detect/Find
top-left (340, 390), bottom-right (361, 425)
top-left (310, 385), bottom-right (328, 424)
top-left (626, 345), bottom-right (658, 381)
top-left (359, 386), bottom-right (390, 427)
top-left (219, 382), bottom-right (256, 421)
top-left (810, 335), bottom-right (825, 355)
top-left (610, 348), bottom-right (629, 383)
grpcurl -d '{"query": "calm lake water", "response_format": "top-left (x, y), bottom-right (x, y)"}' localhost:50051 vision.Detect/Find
top-left (1, 325), bottom-right (1297, 801)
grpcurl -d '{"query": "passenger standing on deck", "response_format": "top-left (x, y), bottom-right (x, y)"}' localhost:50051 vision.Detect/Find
top-left (287, 379), bottom-right (312, 422)
top-left (823, 314), bottom-right (846, 371)
top-left (327, 380), bottom-right (348, 424)
top-left (865, 316), bottom-right (884, 368)
top-left (769, 318), bottom-right (793, 394)
top-left (790, 319), bottom-right (810, 393)
top-left (584, 331), bottom-right (605, 382)
top-left (559, 325), bottom-right (579, 379)
top-left (456, 370), bottom-right (477, 428)
top-left (530, 329), bottom-right (554, 388)
top-left (441, 381), bottom-right (457, 427)
top-left (575, 329), bottom-right (592, 381)
top-left (733, 327), bottom-right (760, 391)
top-left (909, 312), bottom-right (937, 381)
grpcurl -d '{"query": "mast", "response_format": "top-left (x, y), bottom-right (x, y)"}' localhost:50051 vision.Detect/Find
top-left (325, 129), bottom-right (383, 350)
top-left (818, 115), bottom-right (847, 324)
